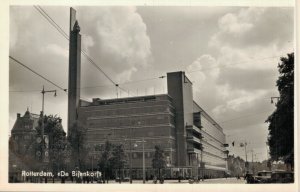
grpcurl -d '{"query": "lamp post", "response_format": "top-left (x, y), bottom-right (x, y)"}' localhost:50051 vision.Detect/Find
top-left (136, 137), bottom-right (146, 184)
top-left (122, 129), bottom-right (133, 184)
top-left (128, 128), bottom-right (133, 184)
top-left (167, 139), bottom-right (172, 178)
top-left (239, 141), bottom-right (248, 173)
top-left (40, 85), bottom-right (57, 163)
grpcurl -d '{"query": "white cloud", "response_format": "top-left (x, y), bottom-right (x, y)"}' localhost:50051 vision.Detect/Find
top-left (212, 90), bottom-right (267, 115)
top-left (44, 44), bottom-right (68, 58)
top-left (115, 67), bottom-right (138, 83)
top-left (218, 13), bottom-right (253, 34)
top-left (187, 54), bottom-right (218, 86)
top-left (210, 7), bottom-right (293, 48)
top-left (77, 6), bottom-right (151, 84)
top-left (82, 34), bottom-right (94, 53)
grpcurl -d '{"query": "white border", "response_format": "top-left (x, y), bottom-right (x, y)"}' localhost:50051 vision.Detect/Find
top-left (0, 0), bottom-right (298, 191)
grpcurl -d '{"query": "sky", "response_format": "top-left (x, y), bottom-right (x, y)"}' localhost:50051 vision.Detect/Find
top-left (9, 6), bottom-right (294, 162)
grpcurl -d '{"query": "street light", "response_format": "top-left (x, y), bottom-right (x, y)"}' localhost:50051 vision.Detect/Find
top-left (136, 137), bottom-right (146, 184)
top-left (122, 130), bottom-right (133, 184)
top-left (239, 141), bottom-right (249, 172)
top-left (168, 138), bottom-right (172, 167)
top-left (40, 85), bottom-right (57, 163)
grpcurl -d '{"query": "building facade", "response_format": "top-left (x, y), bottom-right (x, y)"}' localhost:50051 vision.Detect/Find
top-left (10, 109), bottom-right (40, 156)
top-left (9, 109), bottom-right (67, 182)
top-left (9, 109), bottom-right (40, 182)
top-left (77, 71), bottom-right (228, 179)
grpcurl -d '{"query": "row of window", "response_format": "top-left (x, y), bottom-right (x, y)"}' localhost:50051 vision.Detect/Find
top-left (88, 114), bottom-right (175, 127)
top-left (86, 105), bottom-right (175, 118)
top-left (202, 153), bottom-right (227, 168)
top-left (87, 125), bottom-right (176, 137)
top-left (202, 143), bottom-right (226, 158)
top-left (87, 138), bottom-right (176, 151)
top-left (13, 134), bottom-right (31, 140)
top-left (201, 118), bottom-right (225, 143)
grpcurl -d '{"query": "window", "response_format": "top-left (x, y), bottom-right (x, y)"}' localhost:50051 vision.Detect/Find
top-left (133, 153), bottom-right (137, 158)
top-left (24, 135), bottom-right (30, 140)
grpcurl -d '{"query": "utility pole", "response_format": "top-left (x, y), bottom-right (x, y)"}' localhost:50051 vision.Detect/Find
top-left (129, 128), bottom-right (132, 183)
top-left (240, 141), bottom-right (248, 173)
top-left (41, 85), bottom-right (57, 163)
top-left (142, 137), bottom-right (145, 184)
top-left (136, 138), bottom-right (146, 183)
top-left (251, 150), bottom-right (254, 174)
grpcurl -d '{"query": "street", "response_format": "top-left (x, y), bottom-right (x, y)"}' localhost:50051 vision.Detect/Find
top-left (129, 178), bottom-right (246, 184)
top-left (58, 177), bottom-right (246, 184)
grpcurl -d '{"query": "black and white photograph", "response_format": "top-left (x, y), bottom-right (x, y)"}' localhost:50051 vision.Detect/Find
top-left (0, 0), bottom-right (298, 191)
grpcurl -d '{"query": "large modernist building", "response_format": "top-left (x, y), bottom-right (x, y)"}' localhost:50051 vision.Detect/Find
top-left (77, 71), bottom-right (228, 179)
top-left (65, 11), bottom-right (228, 179)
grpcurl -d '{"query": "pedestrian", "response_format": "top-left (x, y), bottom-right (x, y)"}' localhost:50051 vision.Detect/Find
top-left (178, 173), bottom-right (182, 183)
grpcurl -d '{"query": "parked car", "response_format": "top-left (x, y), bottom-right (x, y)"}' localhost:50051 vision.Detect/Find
top-left (253, 170), bottom-right (294, 183)
top-left (253, 171), bottom-right (272, 183)
top-left (115, 177), bottom-right (130, 182)
top-left (245, 173), bottom-right (255, 184)
top-left (269, 171), bottom-right (294, 183)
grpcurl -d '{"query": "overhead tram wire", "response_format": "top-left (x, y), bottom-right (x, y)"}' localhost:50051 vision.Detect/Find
top-left (33, 6), bottom-right (285, 98)
top-left (8, 56), bottom-right (273, 127)
top-left (34, 5), bottom-right (130, 96)
top-left (10, 89), bottom-right (41, 93)
top-left (34, 6), bottom-right (69, 40)
top-left (9, 56), bottom-right (67, 93)
top-left (11, 75), bottom-right (166, 94)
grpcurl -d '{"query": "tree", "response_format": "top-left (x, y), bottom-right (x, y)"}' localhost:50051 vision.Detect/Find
top-left (227, 155), bottom-right (246, 176)
top-left (266, 53), bottom-right (294, 169)
top-left (67, 121), bottom-right (88, 170)
top-left (98, 141), bottom-right (114, 183)
top-left (35, 115), bottom-right (70, 173)
top-left (152, 145), bottom-right (166, 179)
top-left (110, 144), bottom-right (127, 183)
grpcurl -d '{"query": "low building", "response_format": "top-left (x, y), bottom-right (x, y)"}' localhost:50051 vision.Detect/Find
top-left (10, 109), bottom-right (40, 155)
top-left (9, 109), bottom-right (40, 182)
top-left (9, 109), bottom-right (66, 182)
top-left (78, 71), bottom-right (228, 179)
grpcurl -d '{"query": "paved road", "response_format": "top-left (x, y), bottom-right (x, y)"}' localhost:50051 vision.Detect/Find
top-left (25, 177), bottom-right (246, 184)
top-left (92, 178), bottom-right (246, 184)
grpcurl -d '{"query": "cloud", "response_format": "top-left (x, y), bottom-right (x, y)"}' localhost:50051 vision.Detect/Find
top-left (187, 54), bottom-right (219, 82)
top-left (43, 44), bottom-right (68, 58)
top-left (77, 6), bottom-right (151, 84)
top-left (212, 90), bottom-right (268, 115)
top-left (186, 54), bottom-right (223, 113)
top-left (186, 7), bottom-right (293, 129)
top-left (217, 67), bottom-right (278, 91)
top-left (210, 7), bottom-right (293, 48)
top-left (81, 34), bottom-right (95, 53)
top-left (218, 13), bottom-right (253, 34)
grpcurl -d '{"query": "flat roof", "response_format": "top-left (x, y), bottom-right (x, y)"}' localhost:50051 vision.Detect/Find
top-left (80, 94), bottom-right (172, 107)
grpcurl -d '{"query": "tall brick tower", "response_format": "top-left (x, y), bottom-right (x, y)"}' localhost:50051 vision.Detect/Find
top-left (68, 8), bottom-right (81, 135)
